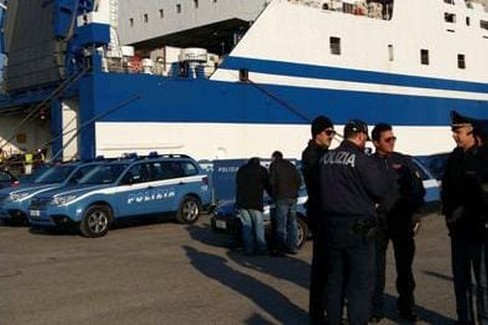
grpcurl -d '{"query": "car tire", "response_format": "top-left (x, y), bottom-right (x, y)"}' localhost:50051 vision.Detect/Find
top-left (296, 216), bottom-right (309, 249)
top-left (80, 204), bottom-right (112, 238)
top-left (176, 196), bottom-right (200, 224)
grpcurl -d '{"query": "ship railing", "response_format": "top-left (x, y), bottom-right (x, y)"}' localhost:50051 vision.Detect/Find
top-left (103, 57), bottom-right (217, 79)
top-left (287, 0), bottom-right (392, 20)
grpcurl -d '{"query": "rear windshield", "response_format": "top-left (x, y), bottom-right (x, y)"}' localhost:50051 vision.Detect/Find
top-left (34, 165), bottom-right (77, 184)
top-left (78, 164), bottom-right (128, 185)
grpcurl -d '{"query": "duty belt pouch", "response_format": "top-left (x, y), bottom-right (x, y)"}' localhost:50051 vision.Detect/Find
top-left (352, 218), bottom-right (376, 235)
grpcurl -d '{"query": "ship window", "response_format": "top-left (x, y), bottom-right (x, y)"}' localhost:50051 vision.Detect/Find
top-left (194, 0), bottom-right (199, 9)
top-left (466, 16), bottom-right (470, 26)
top-left (481, 20), bottom-right (488, 30)
top-left (159, 9), bottom-right (164, 18)
top-left (213, 0), bottom-right (217, 3)
top-left (444, 13), bottom-right (456, 23)
top-left (330, 37), bottom-right (341, 55)
top-left (420, 49), bottom-right (429, 65)
top-left (388, 44), bottom-right (394, 61)
top-left (176, 4), bottom-right (182, 13)
top-left (129, 18), bottom-right (134, 27)
top-left (444, 0), bottom-right (455, 4)
top-left (458, 54), bottom-right (466, 69)
top-left (143, 14), bottom-right (148, 23)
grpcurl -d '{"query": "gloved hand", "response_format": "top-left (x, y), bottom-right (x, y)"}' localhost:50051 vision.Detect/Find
top-left (446, 206), bottom-right (464, 226)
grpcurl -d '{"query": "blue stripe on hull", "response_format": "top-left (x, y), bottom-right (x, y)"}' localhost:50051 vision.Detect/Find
top-left (221, 57), bottom-right (488, 94)
top-left (82, 73), bottom-right (488, 127)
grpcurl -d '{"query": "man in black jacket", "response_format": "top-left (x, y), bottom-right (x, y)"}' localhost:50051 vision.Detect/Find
top-left (236, 157), bottom-right (271, 255)
top-left (370, 123), bottom-right (425, 323)
top-left (303, 115), bottom-right (336, 324)
top-left (269, 151), bottom-right (302, 255)
top-left (321, 120), bottom-right (387, 325)
top-left (442, 111), bottom-right (488, 324)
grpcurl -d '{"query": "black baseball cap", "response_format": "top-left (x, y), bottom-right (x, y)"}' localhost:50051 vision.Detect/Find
top-left (344, 119), bottom-right (370, 140)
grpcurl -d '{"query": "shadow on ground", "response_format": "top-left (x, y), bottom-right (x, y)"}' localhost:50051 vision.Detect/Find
top-left (183, 245), bottom-right (308, 324)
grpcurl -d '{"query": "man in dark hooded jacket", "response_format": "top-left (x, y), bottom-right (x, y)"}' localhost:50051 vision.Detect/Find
top-left (236, 157), bottom-right (271, 255)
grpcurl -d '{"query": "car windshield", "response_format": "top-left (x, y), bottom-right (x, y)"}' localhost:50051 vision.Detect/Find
top-left (77, 164), bottom-right (127, 185)
top-left (34, 165), bottom-right (77, 184)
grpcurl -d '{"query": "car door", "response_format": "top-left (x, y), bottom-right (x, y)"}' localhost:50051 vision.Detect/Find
top-left (117, 162), bottom-right (152, 217)
top-left (146, 161), bottom-right (179, 213)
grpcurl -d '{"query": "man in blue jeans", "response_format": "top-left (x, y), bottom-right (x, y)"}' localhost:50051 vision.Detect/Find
top-left (236, 157), bottom-right (272, 255)
top-left (269, 151), bottom-right (302, 256)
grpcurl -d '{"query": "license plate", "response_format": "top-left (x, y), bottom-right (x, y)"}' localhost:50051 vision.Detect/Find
top-left (30, 210), bottom-right (40, 217)
top-left (215, 220), bottom-right (227, 229)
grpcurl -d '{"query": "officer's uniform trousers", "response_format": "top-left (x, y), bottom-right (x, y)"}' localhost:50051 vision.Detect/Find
top-left (325, 216), bottom-right (375, 325)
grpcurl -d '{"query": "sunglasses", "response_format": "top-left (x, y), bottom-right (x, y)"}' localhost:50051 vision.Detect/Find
top-left (384, 136), bottom-right (397, 143)
top-left (324, 129), bottom-right (336, 136)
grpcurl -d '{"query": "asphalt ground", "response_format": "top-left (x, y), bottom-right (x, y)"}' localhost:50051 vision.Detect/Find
top-left (0, 214), bottom-right (457, 324)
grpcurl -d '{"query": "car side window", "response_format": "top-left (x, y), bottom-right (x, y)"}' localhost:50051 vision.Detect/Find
top-left (180, 162), bottom-right (198, 176)
top-left (121, 163), bottom-right (148, 185)
top-left (149, 161), bottom-right (174, 181)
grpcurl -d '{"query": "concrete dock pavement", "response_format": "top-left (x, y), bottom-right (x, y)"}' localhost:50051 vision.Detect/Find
top-left (0, 214), bottom-right (456, 324)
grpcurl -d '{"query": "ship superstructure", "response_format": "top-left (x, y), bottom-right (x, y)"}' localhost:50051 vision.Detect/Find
top-left (0, 0), bottom-right (487, 161)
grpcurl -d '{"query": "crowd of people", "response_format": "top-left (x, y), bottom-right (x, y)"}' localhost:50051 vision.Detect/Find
top-left (0, 147), bottom-right (47, 176)
top-left (234, 110), bottom-right (488, 324)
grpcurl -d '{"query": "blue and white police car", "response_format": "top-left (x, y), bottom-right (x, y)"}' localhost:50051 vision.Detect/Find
top-left (0, 160), bottom-right (108, 225)
top-left (28, 153), bottom-right (212, 237)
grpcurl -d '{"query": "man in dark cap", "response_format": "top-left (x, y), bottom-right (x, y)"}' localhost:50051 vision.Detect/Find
top-left (303, 115), bottom-right (336, 324)
top-left (320, 119), bottom-right (387, 325)
top-left (442, 111), bottom-right (488, 324)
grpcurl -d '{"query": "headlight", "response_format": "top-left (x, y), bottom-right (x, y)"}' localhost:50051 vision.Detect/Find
top-left (52, 195), bottom-right (78, 205)
top-left (9, 192), bottom-right (30, 201)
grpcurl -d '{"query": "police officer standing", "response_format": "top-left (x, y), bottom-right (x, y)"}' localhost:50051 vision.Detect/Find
top-left (302, 115), bottom-right (335, 324)
top-left (442, 111), bottom-right (488, 324)
top-left (370, 123), bottom-right (425, 322)
top-left (320, 120), bottom-right (386, 325)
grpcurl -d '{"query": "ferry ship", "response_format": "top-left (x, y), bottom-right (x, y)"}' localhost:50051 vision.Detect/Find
top-left (0, 0), bottom-right (487, 161)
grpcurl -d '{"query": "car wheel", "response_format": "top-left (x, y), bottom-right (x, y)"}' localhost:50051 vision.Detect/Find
top-left (296, 216), bottom-right (309, 249)
top-left (176, 196), bottom-right (200, 224)
top-left (80, 204), bottom-right (112, 238)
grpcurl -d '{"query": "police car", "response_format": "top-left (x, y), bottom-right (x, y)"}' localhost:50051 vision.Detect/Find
top-left (211, 194), bottom-right (310, 249)
top-left (0, 160), bottom-right (108, 225)
top-left (28, 153), bottom-right (212, 237)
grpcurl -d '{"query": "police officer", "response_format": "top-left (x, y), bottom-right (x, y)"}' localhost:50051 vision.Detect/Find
top-left (302, 115), bottom-right (335, 324)
top-left (442, 111), bottom-right (488, 324)
top-left (370, 123), bottom-right (425, 322)
top-left (320, 120), bottom-right (387, 325)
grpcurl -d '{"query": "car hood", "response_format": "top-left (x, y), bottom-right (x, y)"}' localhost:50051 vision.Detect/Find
top-left (35, 184), bottom-right (114, 200)
top-left (0, 183), bottom-right (63, 200)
